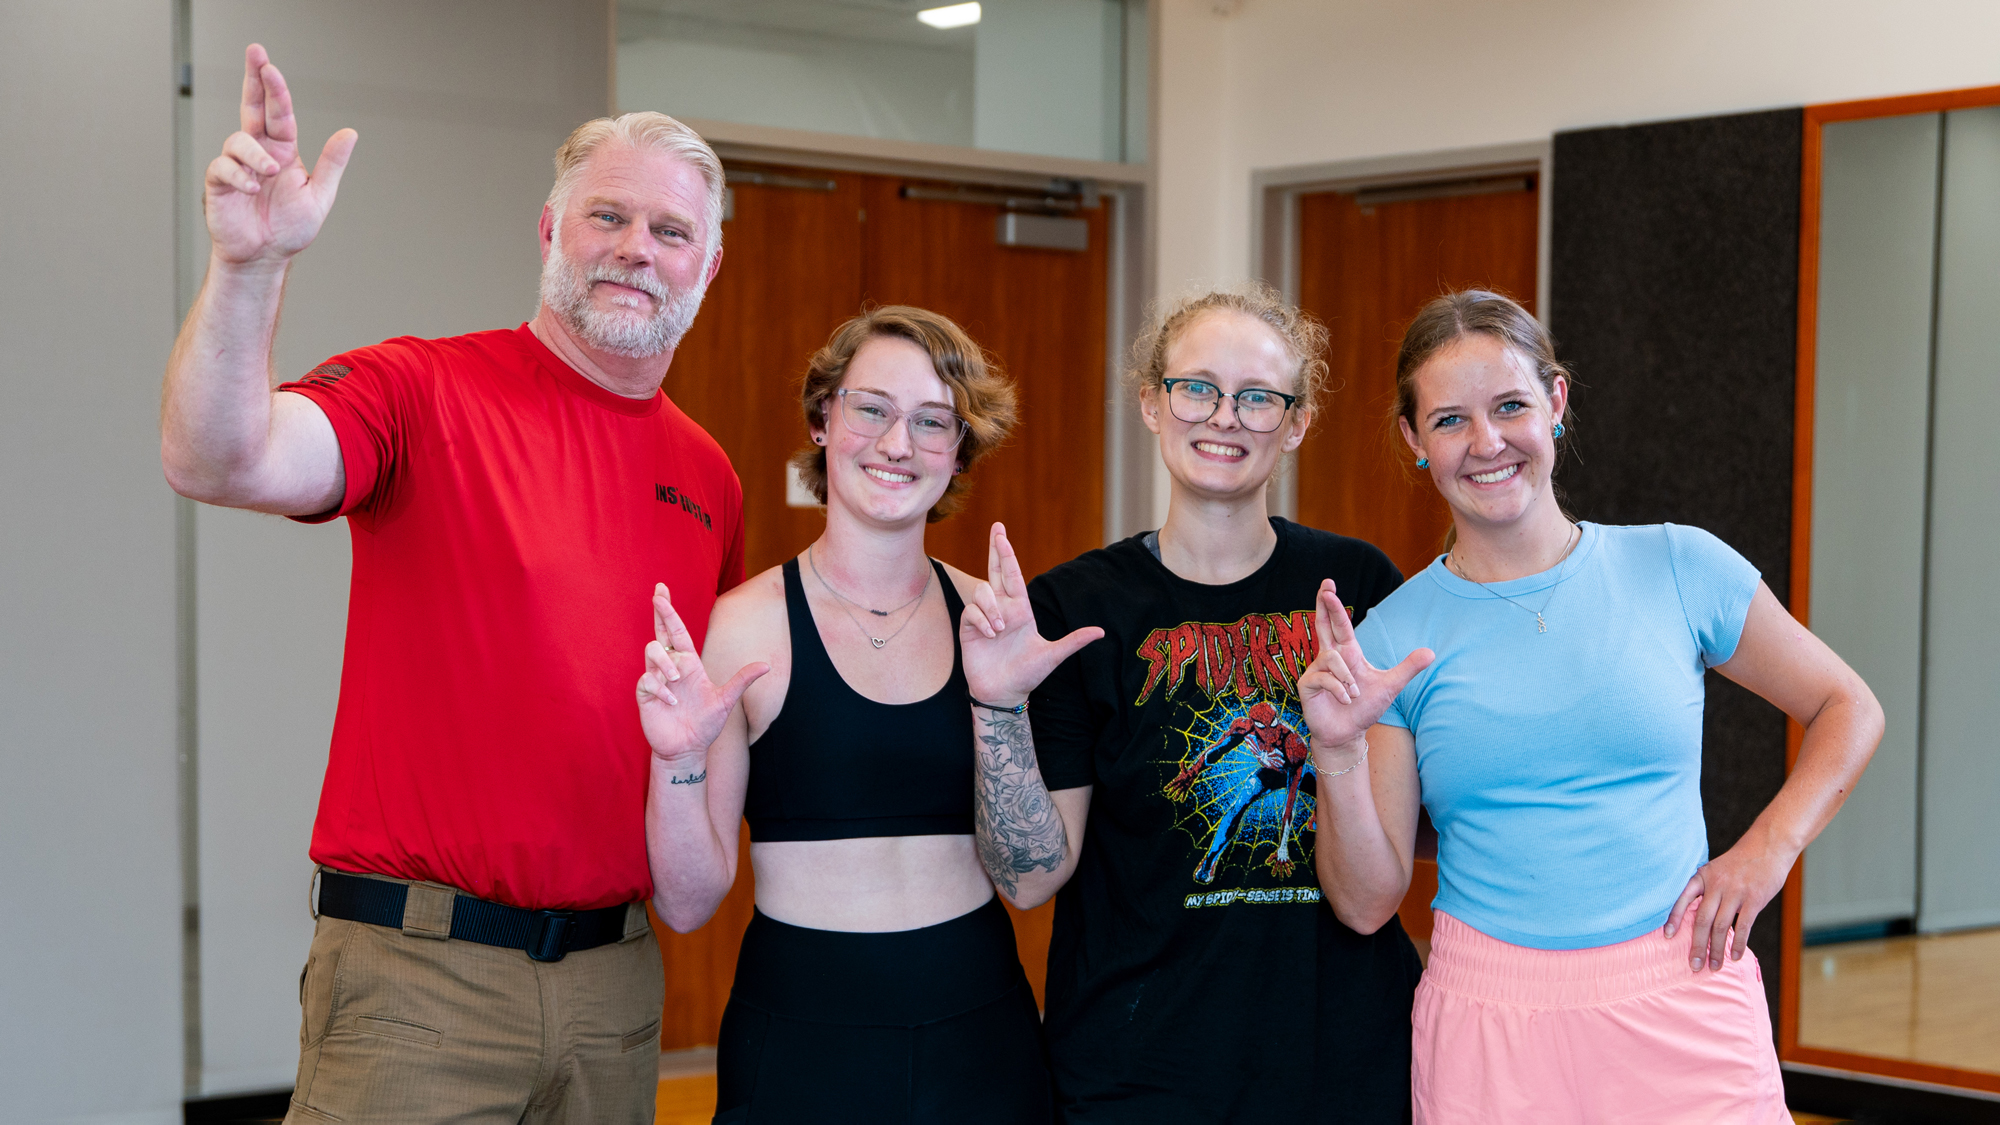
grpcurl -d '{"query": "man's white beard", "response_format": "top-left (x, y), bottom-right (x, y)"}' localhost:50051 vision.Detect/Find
top-left (538, 224), bottom-right (708, 359)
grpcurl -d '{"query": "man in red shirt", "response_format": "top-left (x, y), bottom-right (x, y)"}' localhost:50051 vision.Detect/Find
top-left (161, 44), bottom-right (742, 1124)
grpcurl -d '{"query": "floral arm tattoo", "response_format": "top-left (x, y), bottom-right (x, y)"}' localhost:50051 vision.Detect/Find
top-left (973, 708), bottom-right (1069, 897)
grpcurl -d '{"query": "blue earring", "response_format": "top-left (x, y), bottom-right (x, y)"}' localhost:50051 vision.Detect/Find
top-left (1415, 456), bottom-right (1429, 469)
top-left (1552, 421), bottom-right (1566, 439)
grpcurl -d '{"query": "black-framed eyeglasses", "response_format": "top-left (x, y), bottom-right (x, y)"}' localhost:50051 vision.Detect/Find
top-left (835, 389), bottom-right (969, 453)
top-left (1160, 379), bottom-right (1298, 433)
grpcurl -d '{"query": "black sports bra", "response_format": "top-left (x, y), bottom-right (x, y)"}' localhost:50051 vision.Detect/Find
top-left (743, 558), bottom-right (975, 843)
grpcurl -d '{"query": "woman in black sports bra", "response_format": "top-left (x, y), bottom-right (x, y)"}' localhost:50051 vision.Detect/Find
top-left (635, 306), bottom-right (1095, 1124)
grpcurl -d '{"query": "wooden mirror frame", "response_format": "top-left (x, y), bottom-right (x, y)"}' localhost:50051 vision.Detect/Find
top-left (1782, 80), bottom-right (2000, 1098)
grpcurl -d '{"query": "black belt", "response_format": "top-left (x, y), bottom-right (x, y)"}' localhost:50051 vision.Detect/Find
top-left (316, 870), bottom-right (631, 962)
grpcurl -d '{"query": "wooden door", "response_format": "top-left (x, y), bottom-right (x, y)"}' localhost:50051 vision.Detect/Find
top-left (1295, 180), bottom-right (1537, 949)
top-left (649, 166), bottom-right (1111, 1047)
top-left (1294, 182), bottom-right (1540, 580)
top-left (859, 177), bottom-right (1109, 582)
top-left (859, 176), bottom-right (1110, 1005)
top-left (649, 165), bottom-right (862, 1051)
top-left (662, 165), bottom-right (864, 579)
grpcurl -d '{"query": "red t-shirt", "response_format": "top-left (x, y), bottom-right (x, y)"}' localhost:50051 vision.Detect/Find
top-left (281, 325), bottom-right (744, 910)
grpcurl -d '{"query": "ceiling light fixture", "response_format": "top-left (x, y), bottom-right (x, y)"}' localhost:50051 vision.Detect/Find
top-left (917, 2), bottom-right (981, 29)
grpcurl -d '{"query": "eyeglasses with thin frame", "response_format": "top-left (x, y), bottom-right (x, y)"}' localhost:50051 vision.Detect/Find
top-left (833, 388), bottom-right (969, 454)
top-left (1160, 378), bottom-right (1299, 433)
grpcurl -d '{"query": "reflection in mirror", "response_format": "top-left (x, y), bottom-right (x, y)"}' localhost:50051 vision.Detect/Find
top-left (1799, 104), bottom-right (2000, 1077)
top-left (614, 0), bottom-right (1147, 163)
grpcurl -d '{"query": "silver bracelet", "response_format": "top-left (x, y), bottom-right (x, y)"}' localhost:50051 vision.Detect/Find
top-left (1317, 746), bottom-right (1368, 779)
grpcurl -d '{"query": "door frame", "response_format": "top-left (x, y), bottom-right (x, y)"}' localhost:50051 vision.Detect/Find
top-left (689, 120), bottom-right (1156, 551)
top-left (1248, 140), bottom-right (1551, 519)
top-left (1783, 81), bottom-right (2000, 1102)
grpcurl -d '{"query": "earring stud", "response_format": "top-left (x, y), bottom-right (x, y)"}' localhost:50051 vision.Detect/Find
top-left (1416, 456), bottom-right (1429, 469)
top-left (1553, 421), bottom-right (1566, 439)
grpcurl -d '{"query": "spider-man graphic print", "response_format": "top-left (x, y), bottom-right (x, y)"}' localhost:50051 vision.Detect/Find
top-left (1136, 609), bottom-right (1333, 903)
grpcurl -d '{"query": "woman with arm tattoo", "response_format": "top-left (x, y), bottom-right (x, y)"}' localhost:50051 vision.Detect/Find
top-left (959, 285), bottom-right (1424, 1123)
top-left (638, 307), bottom-right (1071, 1124)
top-left (959, 522), bottom-right (1100, 906)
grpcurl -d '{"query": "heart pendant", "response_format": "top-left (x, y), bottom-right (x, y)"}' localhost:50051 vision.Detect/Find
top-left (871, 637), bottom-right (886, 649)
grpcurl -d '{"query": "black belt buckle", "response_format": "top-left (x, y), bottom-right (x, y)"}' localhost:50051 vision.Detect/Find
top-left (527, 909), bottom-right (575, 962)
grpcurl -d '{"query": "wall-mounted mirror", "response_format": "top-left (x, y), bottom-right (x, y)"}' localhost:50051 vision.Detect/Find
top-left (1786, 83), bottom-right (2000, 1098)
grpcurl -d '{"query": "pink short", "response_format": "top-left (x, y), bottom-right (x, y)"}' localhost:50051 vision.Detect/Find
top-left (1412, 910), bottom-right (1790, 1125)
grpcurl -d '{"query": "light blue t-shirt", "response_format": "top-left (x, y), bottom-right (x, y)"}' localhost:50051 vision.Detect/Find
top-left (1355, 522), bottom-right (1760, 950)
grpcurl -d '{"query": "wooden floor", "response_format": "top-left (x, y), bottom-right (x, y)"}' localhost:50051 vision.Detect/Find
top-left (653, 1052), bottom-right (1846, 1124)
top-left (1799, 925), bottom-right (2000, 1074)
top-left (656, 1073), bottom-right (717, 1125)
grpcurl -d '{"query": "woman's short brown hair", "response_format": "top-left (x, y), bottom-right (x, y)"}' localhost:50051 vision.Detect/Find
top-left (790, 306), bottom-right (1018, 522)
top-left (1125, 282), bottom-right (1331, 420)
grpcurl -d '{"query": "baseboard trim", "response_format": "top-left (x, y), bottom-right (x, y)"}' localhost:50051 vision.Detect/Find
top-left (1783, 1063), bottom-right (2000, 1123)
top-left (182, 1090), bottom-right (290, 1124)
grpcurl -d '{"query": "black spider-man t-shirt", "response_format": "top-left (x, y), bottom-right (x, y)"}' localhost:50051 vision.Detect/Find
top-left (1028, 518), bottom-right (1419, 1124)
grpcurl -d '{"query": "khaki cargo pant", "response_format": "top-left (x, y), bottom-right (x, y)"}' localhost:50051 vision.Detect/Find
top-left (286, 872), bottom-right (663, 1124)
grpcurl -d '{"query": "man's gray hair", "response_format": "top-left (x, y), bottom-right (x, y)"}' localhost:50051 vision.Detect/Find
top-left (547, 112), bottom-right (725, 259)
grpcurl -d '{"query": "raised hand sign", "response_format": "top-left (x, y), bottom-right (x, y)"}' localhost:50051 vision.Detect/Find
top-left (204, 44), bottom-right (358, 267)
top-left (1297, 579), bottom-right (1433, 756)
top-left (958, 522), bottom-right (1104, 707)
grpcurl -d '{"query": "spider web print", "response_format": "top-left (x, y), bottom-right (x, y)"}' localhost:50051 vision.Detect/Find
top-left (1161, 694), bottom-right (1319, 885)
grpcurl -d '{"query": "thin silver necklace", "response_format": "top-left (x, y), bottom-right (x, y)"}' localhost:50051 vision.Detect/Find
top-left (1447, 523), bottom-right (1581, 634)
top-left (807, 544), bottom-right (931, 649)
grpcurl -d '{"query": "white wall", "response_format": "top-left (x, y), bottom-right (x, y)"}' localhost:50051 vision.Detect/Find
top-left (0, 2), bottom-right (184, 1122)
top-left (1153, 0), bottom-right (2000, 298)
top-left (185, 0), bottom-right (610, 1096)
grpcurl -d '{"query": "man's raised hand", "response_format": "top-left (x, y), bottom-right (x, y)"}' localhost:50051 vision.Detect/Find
top-left (637, 583), bottom-right (767, 763)
top-left (960, 523), bottom-right (1103, 705)
top-left (1298, 580), bottom-right (1433, 754)
top-left (205, 44), bottom-right (358, 267)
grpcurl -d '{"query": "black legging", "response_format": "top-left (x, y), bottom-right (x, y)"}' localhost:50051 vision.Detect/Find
top-left (713, 895), bottom-right (1053, 1124)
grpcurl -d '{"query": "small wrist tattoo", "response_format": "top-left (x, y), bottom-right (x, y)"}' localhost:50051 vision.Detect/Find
top-left (668, 770), bottom-right (707, 786)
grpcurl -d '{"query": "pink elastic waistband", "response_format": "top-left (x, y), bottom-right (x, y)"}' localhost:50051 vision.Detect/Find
top-left (1423, 911), bottom-right (1703, 1008)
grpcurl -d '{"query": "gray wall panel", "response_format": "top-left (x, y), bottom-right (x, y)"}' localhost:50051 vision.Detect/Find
top-left (1801, 113), bottom-right (1936, 930)
top-left (1919, 105), bottom-right (2000, 934)
top-left (0, 2), bottom-right (184, 1121)
top-left (186, 0), bottom-right (610, 1094)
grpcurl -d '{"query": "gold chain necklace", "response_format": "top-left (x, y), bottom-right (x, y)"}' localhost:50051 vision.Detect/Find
top-left (807, 544), bottom-right (931, 649)
top-left (1447, 523), bottom-right (1581, 634)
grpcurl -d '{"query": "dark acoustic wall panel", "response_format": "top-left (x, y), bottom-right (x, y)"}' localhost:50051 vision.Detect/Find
top-left (1550, 107), bottom-right (1802, 1024)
